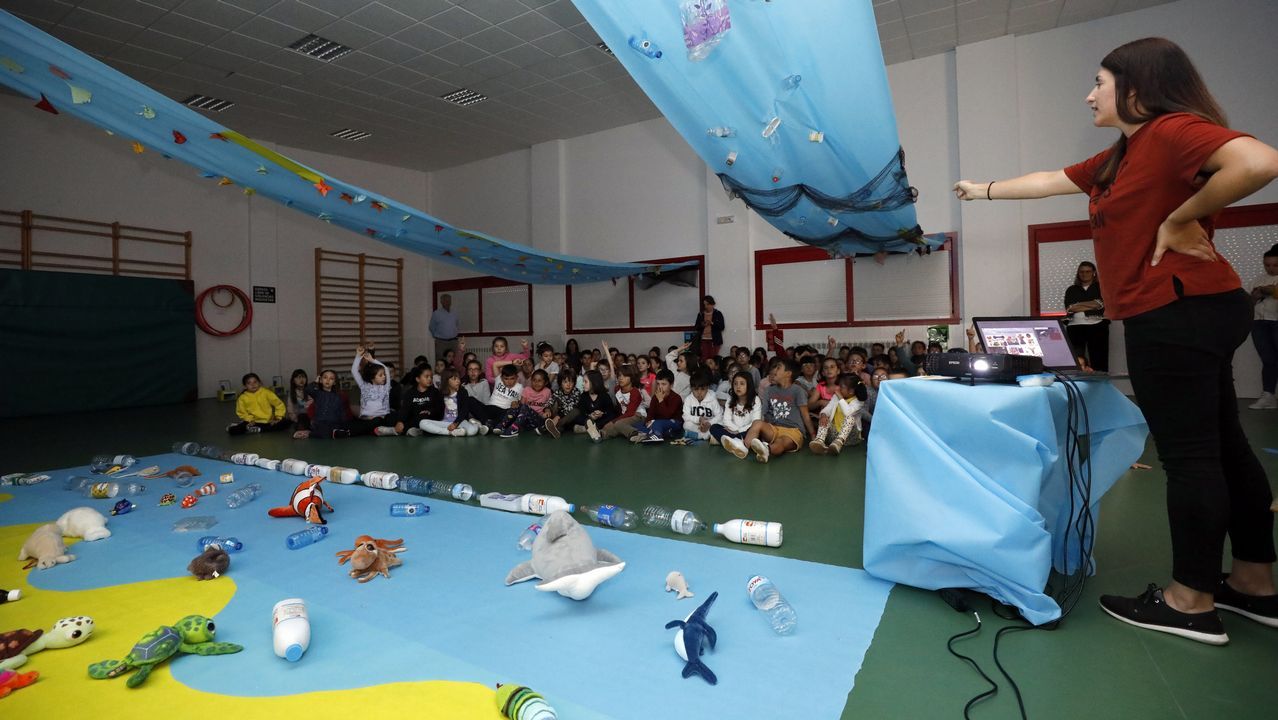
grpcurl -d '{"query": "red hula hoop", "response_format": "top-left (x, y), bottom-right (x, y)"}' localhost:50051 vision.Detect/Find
top-left (196, 284), bottom-right (252, 336)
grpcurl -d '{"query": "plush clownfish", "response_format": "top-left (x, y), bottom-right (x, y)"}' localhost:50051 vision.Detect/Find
top-left (180, 495), bottom-right (198, 509)
top-left (268, 477), bottom-right (333, 525)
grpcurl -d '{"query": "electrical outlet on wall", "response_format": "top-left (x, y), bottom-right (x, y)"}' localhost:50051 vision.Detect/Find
top-left (716, 215), bottom-right (735, 224)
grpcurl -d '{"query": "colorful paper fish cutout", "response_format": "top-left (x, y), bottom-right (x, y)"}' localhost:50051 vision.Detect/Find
top-left (314, 179), bottom-right (331, 196)
top-left (340, 193), bottom-right (354, 204)
top-left (0, 57), bottom-right (24, 73)
top-left (137, 106), bottom-right (155, 119)
top-left (256, 165), bottom-right (268, 175)
top-left (48, 65), bottom-right (71, 79)
top-left (218, 177), bottom-right (233, 186)
top-left (131, 142), bottom-right (145, 154)
top-left (172, 130), bottom-right (187, 144)
top-left (66, 83), bottom-right (91, 104)
top-left (34, 94), bottom-right (57, 114)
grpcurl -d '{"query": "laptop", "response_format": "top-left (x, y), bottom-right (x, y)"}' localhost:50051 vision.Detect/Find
top-left (972, 317), bottom-right (1112, 380)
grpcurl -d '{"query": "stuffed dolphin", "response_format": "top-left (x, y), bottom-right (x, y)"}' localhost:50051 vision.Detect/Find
top-left (505, 511), bottom-right (625, 600)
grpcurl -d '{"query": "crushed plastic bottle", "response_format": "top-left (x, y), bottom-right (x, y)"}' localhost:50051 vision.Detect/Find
top-left (517, 523), bottom-right (542, 551)
top-left (285, 526), bottom-right (329, 550)
top-left (641, 506), bottom-right (707, 535)
top-left (747, 575), bottom-right (797, 635)
top-left (225, 483), bottom-right (263, 509)
top-left (579, 504), bottom-right (637, 530)
top-left (172, 441), bottom-right (201, 455)
top-left (706, 126), bottom-right (736, 138)
top-left (172, 516), bottom-right (218, 532)
top-left (91, 455), bottom-right (136, 474)
top-left (680, 0), bottom-right (731, 62)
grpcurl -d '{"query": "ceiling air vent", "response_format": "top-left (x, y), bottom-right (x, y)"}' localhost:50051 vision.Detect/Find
top-left (330, 128), bottom-right (372, 141)
top-left (440, 88), bottom-right (488, 107)
top-left (182, 94), bottom-right (234, 112)
top-left (289, 33), bottom-right (354, 62)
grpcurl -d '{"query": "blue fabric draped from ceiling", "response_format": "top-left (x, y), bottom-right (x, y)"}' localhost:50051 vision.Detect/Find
top-left (0, 11), bottom-right (694, 285)
top-left (570, 0), bottom-right (944, 256)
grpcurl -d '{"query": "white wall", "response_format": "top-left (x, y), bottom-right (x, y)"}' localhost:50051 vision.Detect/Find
top-left (0, 92), bottom-right (434, 398)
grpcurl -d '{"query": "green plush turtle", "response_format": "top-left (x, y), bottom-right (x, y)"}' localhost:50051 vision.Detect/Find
top-left (87, 615), bottom-right (241, 688)
top-left (0, 616), bottom-right (94, 670)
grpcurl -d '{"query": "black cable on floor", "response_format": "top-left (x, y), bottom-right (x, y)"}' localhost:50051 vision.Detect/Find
top-left (946, 610), bottom-right (999, 720)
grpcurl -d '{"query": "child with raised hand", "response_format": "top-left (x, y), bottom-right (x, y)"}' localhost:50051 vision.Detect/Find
top-left (396, 365), bottom-right (443, 437)
top-left (577, 369), bottom-right (618, 440)
top-left (597, 365), bottom-right (644, 441)
top-left (809, 373), bottom-right (868, 455)
top-left (227, 373), bottom-right (291, 435)
top-left (543, 370), bottom-right (581, 438)
top-left (350, 345), bottom-right (398, 436)
top-left (498, 368), bottom-right (551, 438)
top-left (627, 369), bottom-right (684, 443)
top-left (468, 363), bottom-right (522, 434)
top-left (715, 370), bottom-right (763, 458)
top-left (416, 368), bottom-right (480, 436)
top-left (484, 336), bottom-right (530, 384)
top-left (681, 370), bottom-right (722, 442)
top-left (284, 369), bottom-right (312, 437)
top-left (664, 342), bottom-right (699, 397)
top-left (299, 369), bottom-right (352, 440)
top-left (742, 358), bottom-right (814, 463)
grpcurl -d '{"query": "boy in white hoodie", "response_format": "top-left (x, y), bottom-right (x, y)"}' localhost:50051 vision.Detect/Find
top-left (682, 371), bottom-right (722, 442)
top-left (809, 373), bottom-right (867, 455)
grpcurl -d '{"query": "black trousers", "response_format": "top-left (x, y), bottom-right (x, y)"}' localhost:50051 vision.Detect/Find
top-left (227, 419), bottom-right (291, 435)
top-left (1124, 289), bottom-right (1275, 593)
top-left (1067, 320), bottom-right (1110, 372)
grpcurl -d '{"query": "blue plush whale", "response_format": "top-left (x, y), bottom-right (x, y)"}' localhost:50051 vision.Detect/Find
top-left (665, 591), bottom-right (718, 685)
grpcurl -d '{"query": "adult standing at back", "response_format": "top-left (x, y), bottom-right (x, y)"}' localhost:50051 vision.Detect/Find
top-left (692, 295), bottom-right (725, 360)
top-left (1248, 244), bottom-right (1278, 409)
top-left (954, 37), bottom-right (1278, 645)
top-left (1063, 261), bottom-right (1110, 371)
top-left (430, 293), bottom-right (460, 363)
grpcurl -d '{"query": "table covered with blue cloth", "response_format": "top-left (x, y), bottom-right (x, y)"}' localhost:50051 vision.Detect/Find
top-left (862, 378), bottom-right (1149, 625)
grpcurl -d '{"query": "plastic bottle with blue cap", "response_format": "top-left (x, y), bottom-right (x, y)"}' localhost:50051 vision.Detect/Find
top-left (272, 598), bottom-right (309, 662)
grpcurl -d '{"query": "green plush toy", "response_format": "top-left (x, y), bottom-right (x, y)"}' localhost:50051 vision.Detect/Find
top-left (0, 616), bottom-right (94, 670)
top-left (495, 684), bottom-right (558, 720)
top-left (87, 615), bottom-right (241, 688)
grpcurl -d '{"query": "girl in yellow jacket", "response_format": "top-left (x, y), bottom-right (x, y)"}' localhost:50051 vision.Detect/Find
top-left (227, 373), bottom-right (291, 435)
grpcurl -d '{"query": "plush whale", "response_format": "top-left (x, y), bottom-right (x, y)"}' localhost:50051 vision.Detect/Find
top-left (505, 511), bottom-right (624, 600)
top-left (667, 592), bottom-right (719, 685)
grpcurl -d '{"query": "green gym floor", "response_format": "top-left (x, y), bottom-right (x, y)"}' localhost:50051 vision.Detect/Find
top-left (5, 398), bottom-right (1276, 719)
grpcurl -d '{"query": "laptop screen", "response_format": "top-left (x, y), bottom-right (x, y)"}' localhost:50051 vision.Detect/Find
top-left (973, 318), bottom-right (1077, 369)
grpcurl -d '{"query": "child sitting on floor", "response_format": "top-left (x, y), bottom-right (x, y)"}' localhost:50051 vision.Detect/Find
top-left (396, 365), bottom-right (442, 437)
top-left (483, 336), bottom-right (529, 384)
top-left (499, 369), bottom-right (551, 438)
top-left (470, 363), bottom-right (522, 433)
top-left (462, 359), bottom-right (490, 405)
top-left (284, 369), bottom-right (311, 436)
top-left (740, 358), bottom-right (814, 463)
top-left (227, 373), bottom-right (291, 435)
top-left (419, 368), bottom-right (481, 436)
top-left (627, 369), bottom-right (684, 443)
top-left (809, 373), bottom-right (868, 455)
top-left (636, 355), bottom-right (657, 395)
top-left (543, 370), bottom-right (581, 438)
top-left (350, 346), bottom-right (397, 436)
top-left (578, 369), bottom-right (618, 440)
top-left (296, 369), bottom-right (352, 440)
top-left (682, 370), bottom-right (722, 442)
top-left (596, 365), bottom-right (644, 441)
top-left (715, 370), bottom-right (763, 457)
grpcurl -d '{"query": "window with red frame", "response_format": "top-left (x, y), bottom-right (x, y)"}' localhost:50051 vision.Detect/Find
top-left (1028, 203), bottom-right (1278, 316)
top-left (432, 276), bottom-right (533, 336)
top-left (565, 255), bottom-right (705, 334)
top-left (754, 234), bottom-right (958, 329)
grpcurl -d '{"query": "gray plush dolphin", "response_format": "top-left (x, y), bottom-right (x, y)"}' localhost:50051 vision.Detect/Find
top-left (505, 510), bottom-right (625, 600)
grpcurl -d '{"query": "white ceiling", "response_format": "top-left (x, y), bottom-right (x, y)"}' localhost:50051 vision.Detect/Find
top-left (0, 0), bottom-right (1177, 171)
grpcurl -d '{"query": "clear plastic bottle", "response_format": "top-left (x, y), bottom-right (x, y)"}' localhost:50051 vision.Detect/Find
top-left (84, 481), bottom-right (146, 499)
top-left (747, 575), bottom-right (797, 635)
top-left (64, 476), bottom-right (94, 492)
top-left (426, 480), bottom-right (474, 501)
top-left (390, 502), bottom-right (429, 517)
top-left (255, 458), bottom-right (280, 471)
top-left (198, 445), bottom-right (224, 460)
top-left (172, 441), bottom-right (201, 455)
top-left (2, 473), bottom-right (50, 486)
top-left (706, 126), bottom-right (736, 138)
top-left (91, 454), bottom-right (136, 473)
top-left (398, 476), bottom-right (428, 497)
top-left (517, 523), bottom-right (542, 550)
top-left (579, 504), bottom-right (637, 530)
top-left (285, 526), bottom-right (329, 550)
top-left (642, 506), bottom-right (707, 535)
top-left (713, 519), bottom-right (783, 547)
top-left (199, 536), bottom-right (244, 553)
top-left (225, 483), bottom-right (264, 509)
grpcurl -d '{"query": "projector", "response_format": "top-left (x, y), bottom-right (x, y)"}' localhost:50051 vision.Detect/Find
top-left (923, 352), bottom-right (1044, 383)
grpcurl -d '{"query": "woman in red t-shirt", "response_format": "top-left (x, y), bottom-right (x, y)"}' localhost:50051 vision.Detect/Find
top-left (954, 38), bottom-right (1278, 645)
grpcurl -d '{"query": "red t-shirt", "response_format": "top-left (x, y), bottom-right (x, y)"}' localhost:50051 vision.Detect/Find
top-left (1062, 113), bottom-right (1247, 320)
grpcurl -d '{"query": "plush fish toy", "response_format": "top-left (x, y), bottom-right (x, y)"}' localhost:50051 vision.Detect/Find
top-left (158, 493), bottom-right (176, 507)
top-left (268, 477), bottom-right (333, 525)
top-left (666, 592), bottom-right (719, 685)
top-left (180, 495), bottom-right (198, 509)
top-left (110, 499), bottom-right (135, 516)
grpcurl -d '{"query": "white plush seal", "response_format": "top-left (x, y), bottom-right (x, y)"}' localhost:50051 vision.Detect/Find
top-left (57, 506), bottom-right (111, 542)
top-left (18, 524), bottom-right (75, 570)
top-left (665, 571), bottom-right (694, 600)
top-left (505, 511), bottom-right (625, 600)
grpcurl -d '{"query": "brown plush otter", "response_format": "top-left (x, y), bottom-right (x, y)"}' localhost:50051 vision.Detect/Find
top-left (187, 546), bottom-right (230, 580)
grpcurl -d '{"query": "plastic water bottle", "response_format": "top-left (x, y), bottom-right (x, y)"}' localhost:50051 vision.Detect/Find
top-left (230, 452), bottom-right (259, 465)
top-left (713, 518), bottom-right (783, 547)
top-left (255, 458), bottom-right (280, 471)
top-left (517, 523), bottom-right (542, 550)
top-left (91, 454), bottom-right (136, 473)
top-left (706, 126), bottom-right (736, 138)
top-left (1, 473), bottom-right (50, 486)
top-left (225, 483), bottom-right (263, 509)
top-left (306, 463), bottom-right (332, 478)
top-left (747, 575), bottom-right (797, 635)
top-left (172, 441), bottom-right (201, 455)
top-left (398, 476), bottom-right (428, 496)
top-left (280, 459), bottom-right (308, 475)
top-left (579, 504), bottom-right (637, 530)
top-left (642, 506), bottom-right (707, 535)
top-left (83, 481), bottom-right (145, 499)
top-left (520, 493), bottom-right (574, 515)
top-left (426, 480), bottom-right (474, 501)
top-left (199, 536), bottom-right (244, 553)
top-left (361, 470), bottom-right (397, 489)
top-left (64, 476), bottom-right (94, 492)
top-left (390, 502), bottom-right (429, 517)
top-left (272, 598), bottom-right (310, 662)
top-left (198, 445), bottom-right (224, 460)
top-left (285, 526), bottom-right (329, 550)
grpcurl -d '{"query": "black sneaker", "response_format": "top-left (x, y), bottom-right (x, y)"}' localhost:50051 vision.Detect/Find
top-left (1099, 584), bottom-right (1229, 645)
top-left (1216, 575), bottom-right (1278, 628)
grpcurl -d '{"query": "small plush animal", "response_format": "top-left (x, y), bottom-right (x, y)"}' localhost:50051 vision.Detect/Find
top-left (335, 535), bottom-right (404, 583)
top-left (0, 669), bottom-right (39, 699)
top-left (0, 616), bottom-right (94, 670)
top-left (665, 571), bottom-right (694, 600)
top-left (18, 524), bottom-right (75, 570)
top-left (187, 546), bottom-right (229, 580)
top-left (56, 507), bottom-right (111, 541)
top-left (505, 511), bottom-right (625, 600)
top-left (268, 477), bottom-right (333, 525)
top-left (0, 589), bottom-right (19, 604)
top-left (666, 592), bottom-right (719, 685)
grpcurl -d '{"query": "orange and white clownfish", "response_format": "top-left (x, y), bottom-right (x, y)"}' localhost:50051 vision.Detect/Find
top-left (267, 476), bottom-right (334, 525)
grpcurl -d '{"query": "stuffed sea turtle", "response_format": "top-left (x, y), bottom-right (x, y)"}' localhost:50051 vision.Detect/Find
top-left (0, 616), bottom-right (94, 670)
top-left (87, 615), bottom-right (240, 688)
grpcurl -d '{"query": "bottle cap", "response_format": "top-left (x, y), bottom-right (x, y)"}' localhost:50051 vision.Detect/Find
top-left (566, 503), bottom-right (576, 513)
top-left (712, 523), bottom-right (721, 533)
top-left (285, 644), bottom-right (303, 662)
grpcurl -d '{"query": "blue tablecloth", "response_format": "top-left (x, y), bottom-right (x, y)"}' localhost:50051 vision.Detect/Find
top-left (863, 378), bottom-right (1148, 625)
